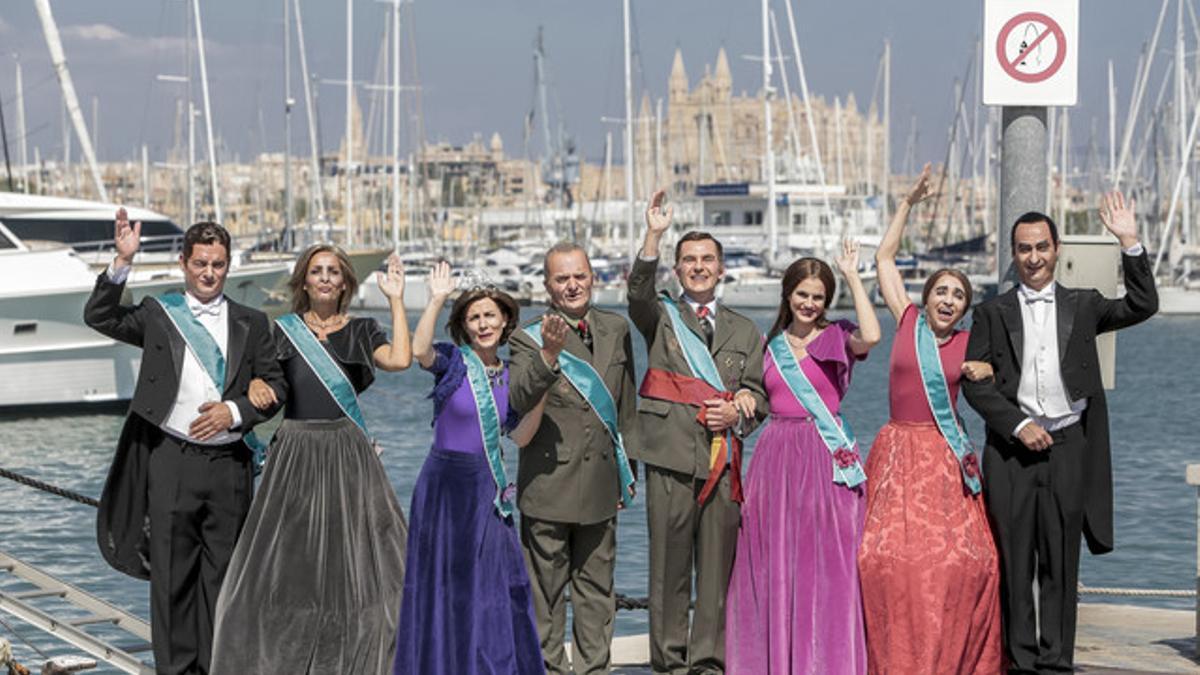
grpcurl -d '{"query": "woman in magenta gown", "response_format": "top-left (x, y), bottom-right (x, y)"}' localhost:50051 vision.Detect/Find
top-left (858, 165), bottom-right (1002, 674)
top-left (726, 240), bottom-right (882, 674)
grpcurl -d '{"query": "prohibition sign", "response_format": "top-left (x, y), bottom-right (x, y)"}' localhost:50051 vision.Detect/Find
top-left (996, 12), bottom-right (1067, 83)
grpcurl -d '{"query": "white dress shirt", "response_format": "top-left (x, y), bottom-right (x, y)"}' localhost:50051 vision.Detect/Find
top-left (1013, 281), bottom-right (1086, 436)
top-left (107, 264), bottom-right (243, 444)
top-left (1010, 242), bottom-right (1144, 438)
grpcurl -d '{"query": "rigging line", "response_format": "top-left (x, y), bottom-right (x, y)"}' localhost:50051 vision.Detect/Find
top-left (4, 121), bottom-right (51, 146)
top-left (0, 614), bottom-right (51, 661)
top-left (0, 73), bottom-right (58, 109)
top-left (137, 0), bottom-right (175, 154)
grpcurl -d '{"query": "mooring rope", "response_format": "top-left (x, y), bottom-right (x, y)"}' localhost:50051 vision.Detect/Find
top-left (0, 468), bottom-right (98, 508)
top-left (1078, 583), bottom-right (1197, 598)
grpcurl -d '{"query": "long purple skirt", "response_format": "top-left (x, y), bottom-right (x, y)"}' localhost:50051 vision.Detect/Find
top-left (726, 416), bottom-right (868, 675)
top-left (392, 449), bottom-right (544, 675)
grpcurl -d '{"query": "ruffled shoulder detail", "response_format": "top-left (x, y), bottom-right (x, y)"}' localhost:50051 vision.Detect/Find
top-left (428, 342), bottom-right (467, 425)
top-left (805, 319), bottom-right (863, 392)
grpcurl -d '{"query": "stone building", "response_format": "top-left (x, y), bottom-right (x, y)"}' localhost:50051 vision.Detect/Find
top-left (657, 47), bottom-right (886, 198)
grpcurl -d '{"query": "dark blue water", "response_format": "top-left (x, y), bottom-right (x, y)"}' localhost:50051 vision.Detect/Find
top-left (1, 309), bottom-right (1196, 670)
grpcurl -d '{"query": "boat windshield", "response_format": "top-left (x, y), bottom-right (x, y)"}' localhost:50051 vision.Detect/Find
top-left (0, 218), bottom-right (184, 252)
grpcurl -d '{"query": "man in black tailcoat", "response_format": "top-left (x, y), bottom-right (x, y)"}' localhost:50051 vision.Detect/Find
top-left (83, 209), bottom-right (283, 675)
top-left (963, 192), bottom-right (1158, 674)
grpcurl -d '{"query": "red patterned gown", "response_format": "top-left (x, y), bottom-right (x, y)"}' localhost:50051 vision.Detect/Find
top-left (857, 304), bottom-right (1003, 674)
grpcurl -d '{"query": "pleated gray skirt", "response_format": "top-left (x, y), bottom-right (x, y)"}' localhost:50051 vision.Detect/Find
top-left (211, 418), bottom-right (408, 674)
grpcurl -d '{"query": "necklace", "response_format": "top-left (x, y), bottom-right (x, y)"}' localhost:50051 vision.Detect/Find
top-left (483, 363), bottom-right (504, 386)
top-left (785, 328), bottom-right (820, 349)
top-left (305, 311), bottom-right (345, 330)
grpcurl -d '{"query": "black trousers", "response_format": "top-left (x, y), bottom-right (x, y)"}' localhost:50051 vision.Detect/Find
top-left (147, 432), bottom-right (252, 675)
top-left (983, 423), bottom-right (1087, 675)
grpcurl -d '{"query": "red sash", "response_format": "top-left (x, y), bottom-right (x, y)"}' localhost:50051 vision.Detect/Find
top-left (639, 368), bottom-right (743, 505)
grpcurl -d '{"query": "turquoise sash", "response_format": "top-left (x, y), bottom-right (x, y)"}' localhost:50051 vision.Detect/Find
top-left (460, 345), bottom-right (514, 519)
top-left (914, 312), bottom-right (981, 495)
top-left (523, 321), bottom-right (636, 507)
top-left (275, 313), bottom-right (371, 438)
top-left (152, 293), bottom-right (268, 468)
top-left (660, 294), bottom-right (724, 391)
top-left (156, 293), bottom-right (227, 386)
top-left (766, 332), bottom-right (866, 488)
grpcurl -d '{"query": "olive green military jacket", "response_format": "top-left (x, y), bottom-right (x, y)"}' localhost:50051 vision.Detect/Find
top-left (626, 256), bottom-right (769, 478)
top-left (508, 308), bottom-right (639, 524)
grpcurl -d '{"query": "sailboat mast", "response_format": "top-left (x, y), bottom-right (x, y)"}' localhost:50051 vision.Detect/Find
top-left (623, 0), bottom-right (636, 264)
top-left (284, 0), bottom-right (293, 237)
top-left (1108, 60), bottom-right (1116, 180)
top-left (391, 0), bottom-right (403, 251)
top-left (882, 39), bottom-right (891, 230)
top-left (1178, 0), bottom-right (1189, 250)
top-left (346, 0), bottom-right (356, 247)
top-left (192, 0), bottom-right (221, 224)
top-left (292, 0), bottom-right (325, 223)
top-left (762, 0), bottom-right (777, 264)
top-left (32, 0), bottom-right (107, 201)
top-left (14, 56), bottom-right (28, 193)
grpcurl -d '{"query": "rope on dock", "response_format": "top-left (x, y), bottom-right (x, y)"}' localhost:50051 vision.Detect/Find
top-left (0, 468), bottom-right (98, 508)
top-left (1078, 583), bottom-right (1197, 598)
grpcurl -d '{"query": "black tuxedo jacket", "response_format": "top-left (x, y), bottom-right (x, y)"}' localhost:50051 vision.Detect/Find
top-left (962, 250), bottom-right (1158, 554)
top-left (83, 273), bottom-right (284, 578)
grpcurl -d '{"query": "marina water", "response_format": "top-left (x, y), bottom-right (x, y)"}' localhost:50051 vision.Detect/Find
top-left (1, 308), bottom-right (1196, 670)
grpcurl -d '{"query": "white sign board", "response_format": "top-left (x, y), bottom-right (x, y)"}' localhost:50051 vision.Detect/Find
top-left (983, 0), bottom-right (1078, 106)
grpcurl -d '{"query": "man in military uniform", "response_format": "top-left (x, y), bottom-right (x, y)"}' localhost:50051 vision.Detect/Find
top-left (509, 242), bottom-right (639, 675)
top-left (628, 190), bottom-right (768, 674)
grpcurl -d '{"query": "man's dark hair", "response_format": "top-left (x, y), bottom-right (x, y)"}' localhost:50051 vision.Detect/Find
top-left (1010, 211), bottom-right (1059, 252)
top-left (182, 221), bottom-right (232, 261)
top-left (674, 231), bottom-right (724, 263)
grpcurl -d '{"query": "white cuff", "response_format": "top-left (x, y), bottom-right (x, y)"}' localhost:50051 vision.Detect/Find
top-left (1122, 242), bottom-right (1145, 256)
top-left (106, 263), bottom-right (131, 285)
top-left (1012, 417), bottom-right (1034, 438)
top-left (638, 254), bottom-right (659, 262)
top-left (224, 401), bottom-right (243, 429)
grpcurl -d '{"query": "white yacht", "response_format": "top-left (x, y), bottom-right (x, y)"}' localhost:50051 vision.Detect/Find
top-left (0, 195), bottom-right (290, 412)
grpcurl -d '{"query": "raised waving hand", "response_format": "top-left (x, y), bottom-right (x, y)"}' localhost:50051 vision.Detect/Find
top-left (113, 207), bottom-right (142, 270)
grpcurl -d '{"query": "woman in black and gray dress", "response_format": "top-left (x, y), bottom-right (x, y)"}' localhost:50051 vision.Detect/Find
top-left (211, 245), bottom-right (411, 674)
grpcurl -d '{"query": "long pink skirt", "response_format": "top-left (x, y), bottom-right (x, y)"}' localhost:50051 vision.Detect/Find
top-left (858, 421), bottom-right (1003, 675)
top-left (726, 416), bottom-right (867, 675)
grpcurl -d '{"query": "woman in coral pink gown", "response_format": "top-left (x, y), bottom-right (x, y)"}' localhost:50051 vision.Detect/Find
top-left (858, 165), bottom-right (1003, 674)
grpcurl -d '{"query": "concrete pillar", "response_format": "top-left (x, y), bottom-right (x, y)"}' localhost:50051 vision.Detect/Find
top-left (999, 106), bottom-right (1048, 292)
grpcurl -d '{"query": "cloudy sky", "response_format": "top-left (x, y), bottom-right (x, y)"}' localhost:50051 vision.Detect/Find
top-left (0, 0), bottom-right (1160, 174)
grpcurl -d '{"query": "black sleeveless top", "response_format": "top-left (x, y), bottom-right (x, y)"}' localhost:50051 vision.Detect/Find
top-left (276, 317), bottom-right (389, 420)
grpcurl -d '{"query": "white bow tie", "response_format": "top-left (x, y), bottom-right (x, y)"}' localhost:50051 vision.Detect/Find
top-left (1022, 288), bottom-right (1055, 304)
top-left (189, 301), bottom-right (222, 317)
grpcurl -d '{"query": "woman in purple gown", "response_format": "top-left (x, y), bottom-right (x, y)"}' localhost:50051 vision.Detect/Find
top-left (726, 242), bottom-right (882, 674)
top-left (393, 262), bottom-right (564, 675)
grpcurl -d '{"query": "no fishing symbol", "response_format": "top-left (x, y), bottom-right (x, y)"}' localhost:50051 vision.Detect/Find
top-left (996, 12), bottom-right (1066, 83)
